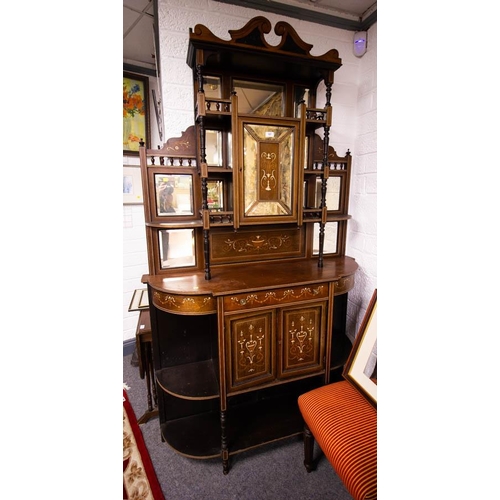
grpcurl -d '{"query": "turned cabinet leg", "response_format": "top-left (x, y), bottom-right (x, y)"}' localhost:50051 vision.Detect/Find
top-left (303, 423), bottom-right (316, 473)
top-left (221, 410), bottom-right (230, 474)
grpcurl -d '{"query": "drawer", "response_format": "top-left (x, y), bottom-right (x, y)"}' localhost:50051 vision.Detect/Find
top-left (223, 283), bottom-right (328, 312)
top-left (152, 290), bottom-right (216, 315)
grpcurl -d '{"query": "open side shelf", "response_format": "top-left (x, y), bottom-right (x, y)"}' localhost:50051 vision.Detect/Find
top-left (161, 391), bottom-right (312, 460)
top-left (156, 359), bottom-right (220, 400)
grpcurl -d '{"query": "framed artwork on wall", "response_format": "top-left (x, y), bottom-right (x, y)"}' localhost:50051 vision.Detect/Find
top-left (123, 72), bottom-right (150, 155)
top-left (123, 166), bottom-right (144, 204)
top-left (343, 289), bottom-right (377, 408)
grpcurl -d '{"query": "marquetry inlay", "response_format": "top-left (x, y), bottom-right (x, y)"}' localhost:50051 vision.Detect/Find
top-left (287, 315), bottom-right (314, 363)
top-left (153, 290), bottom-right (216, 315)
top-left (223, 234), bottom-right (291, 253)
top-left (333, 275), bottom-right (355, 295)
top-left (281, 305), bottom-right (324, 377)
top-left (237, 324), bottom-right (266, 375)
top-left (210, 227), bottom-right (302, 263)
top-left (227, 312), bottom-right (274, 391)
top-left (260, 151), bottom-right (277, 197)
top-left (224, 284), bottom-right (327, 312)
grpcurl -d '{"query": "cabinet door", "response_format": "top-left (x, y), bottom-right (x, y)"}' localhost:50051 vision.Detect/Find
top-left (225, 311), bottom-right (276, 393)
top-left (238, 118), bottom-right (300, 225)
top-left (279, 302), bottom-right (326, 379)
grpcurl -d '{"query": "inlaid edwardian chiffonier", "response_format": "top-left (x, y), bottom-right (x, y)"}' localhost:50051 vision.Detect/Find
top-left (139, 16), bottom-right (358, 473)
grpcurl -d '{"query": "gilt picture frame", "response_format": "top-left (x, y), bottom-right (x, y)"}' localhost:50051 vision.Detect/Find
top-left (123, 72), bottom-right (150, 155)
top-left (343, 289), bottom-right (377, 408)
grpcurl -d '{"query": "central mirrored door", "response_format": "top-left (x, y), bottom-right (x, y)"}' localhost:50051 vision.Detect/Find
top-left (238, 118), bottom-right (300, 225)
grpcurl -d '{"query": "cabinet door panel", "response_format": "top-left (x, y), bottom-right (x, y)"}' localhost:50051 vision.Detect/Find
top-left (225, 311), bottom-right (275, 393)
top-left (279, 303), bottom-right (326, 378)
top-left (239, 118), bottom-right (299, 224)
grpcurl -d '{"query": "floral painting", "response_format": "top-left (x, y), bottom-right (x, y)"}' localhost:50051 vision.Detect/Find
top-left (123, 72), bottom-right (149, 154)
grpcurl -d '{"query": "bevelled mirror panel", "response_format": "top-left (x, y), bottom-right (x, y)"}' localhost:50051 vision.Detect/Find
top-left (204, 76), bottom-right (222, 98)
top-left (159, 229), bottom-right (196, 269)
top-left (315, 177), bottom-right (341, 210)
top-left (206, 130), bottom-right (223, 166)
top-left (207, 180), bottom-right (224, 211)
top-left (313, 222), bottom-right (338, 255)
top-left (294, 86), bottom-right (310, 118)
top-left (154, 174), bottom-right (194, 216)
top-left (234, 80), bottom-right (284, 116)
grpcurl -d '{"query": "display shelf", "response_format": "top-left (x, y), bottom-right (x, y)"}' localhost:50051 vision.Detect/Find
top-left (156, 360), bottom-right (219, 400)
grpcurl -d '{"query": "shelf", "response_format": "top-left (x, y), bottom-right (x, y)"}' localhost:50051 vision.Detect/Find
top-left (145, 220), bottom-right (203, 229)
top-left (226, 395), bottom-right (304, 453)
top-left (162, 411), bottom-right (221, 459)
top-left (207, 166), bottom-right (233, 174)
top-left (156, 359), bottom-right (219, 400)
top-left (161, 393), bottom-right (307, 460)
top-left (301, 210), bottom-right (352, 223)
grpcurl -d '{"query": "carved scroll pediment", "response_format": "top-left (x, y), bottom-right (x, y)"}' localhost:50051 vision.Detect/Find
top-left (190, 16), bottom-right (341, 65)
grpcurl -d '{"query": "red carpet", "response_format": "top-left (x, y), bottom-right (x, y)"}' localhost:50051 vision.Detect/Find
top-left (123, 390), bottom-right (165, 500)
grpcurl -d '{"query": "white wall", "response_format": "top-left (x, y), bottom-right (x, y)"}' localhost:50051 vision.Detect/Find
top-left (123, 75), bottom-right (160, 342)
top-left (345, 22), bottom-right (377, 340)
top-left (122, 0), bottom-right (377, 342)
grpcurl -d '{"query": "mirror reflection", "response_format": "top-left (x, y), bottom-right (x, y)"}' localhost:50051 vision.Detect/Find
top-left (294, 86), bottom-right (310, 117)
top-left (207, 180), bottom-right (224, 210)
top-left (203, 76), bottom-right (221, 98)
top-left (206, 130), bottom-right (222, 166)
top-left (234, 80), bottom-right (284, 116)
top-left (313, 222), bottom-right (338, 255)
top-left (155, 174), bottom-right (194, 216)
top-left (159, 229), bottom-right (196, 269)
top-left (315, 177), bottom-right (341, 210)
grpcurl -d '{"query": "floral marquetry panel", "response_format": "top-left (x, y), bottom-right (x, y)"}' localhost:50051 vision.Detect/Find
top-left (279, 303), bottom-right (326, 379)
top-left (225, 311), bottom-right (276, 393)
top-left (210, 227), bottom-right (304, 263)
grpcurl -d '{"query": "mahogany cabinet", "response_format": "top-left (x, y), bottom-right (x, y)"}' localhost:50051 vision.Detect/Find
top-left (139, 16), bottom-right (358, 473)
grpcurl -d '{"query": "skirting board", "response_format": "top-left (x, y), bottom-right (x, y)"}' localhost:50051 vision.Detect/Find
top-left (123, 338), bottom-right (136, 357)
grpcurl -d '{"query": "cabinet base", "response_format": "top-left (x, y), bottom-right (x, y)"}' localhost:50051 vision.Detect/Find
top-left (160, 391), bottom-right (310, 470)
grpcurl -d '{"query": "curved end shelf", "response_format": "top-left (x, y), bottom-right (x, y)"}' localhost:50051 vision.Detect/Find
top-left (156, 359), bottom-right (220, 400)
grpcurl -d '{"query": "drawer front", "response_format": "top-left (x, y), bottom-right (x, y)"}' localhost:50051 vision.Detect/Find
top-left (279, 302), bottom-right (326, 379)
top-left (225, 311), bottom-right (276, 393)
top-left (223, 283), bottom-right (328, 312)
top-left (152, 290), bottom-right (216, 315)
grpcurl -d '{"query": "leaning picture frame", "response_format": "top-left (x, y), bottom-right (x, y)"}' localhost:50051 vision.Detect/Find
top-left (343, 289), bottom-right (377, 408)
top-left (123, 72), bottom-right (150, 155)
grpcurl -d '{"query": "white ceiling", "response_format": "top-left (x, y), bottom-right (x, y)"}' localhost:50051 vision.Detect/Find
top-left (123, 0), bottom-right (376, 72)
top-left (123, 0), bottom-right (156, 71)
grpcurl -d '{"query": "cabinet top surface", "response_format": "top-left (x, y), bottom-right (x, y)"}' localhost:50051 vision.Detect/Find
top-left (144, 257), bottom-right (357, 296)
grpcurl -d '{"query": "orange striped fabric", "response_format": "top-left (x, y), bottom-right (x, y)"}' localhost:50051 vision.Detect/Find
top-left (298, 381), bottom-right (377, 500)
